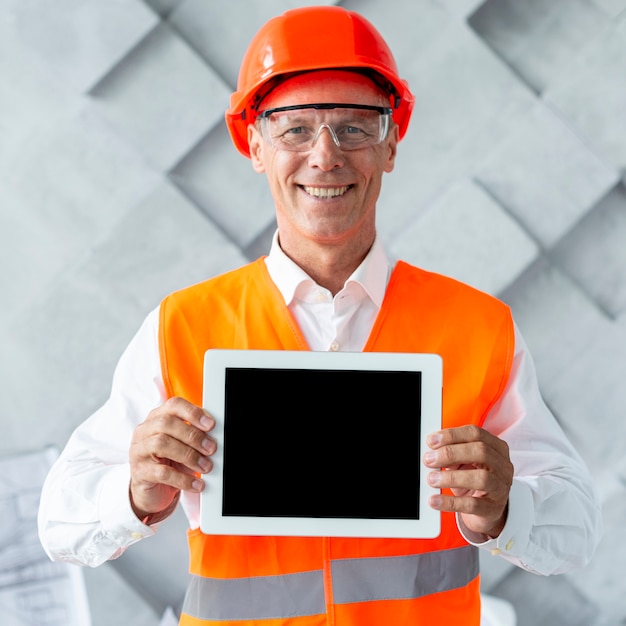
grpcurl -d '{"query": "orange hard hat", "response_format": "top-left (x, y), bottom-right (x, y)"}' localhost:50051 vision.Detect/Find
top-left (225, 5), bottom-right (415, 158)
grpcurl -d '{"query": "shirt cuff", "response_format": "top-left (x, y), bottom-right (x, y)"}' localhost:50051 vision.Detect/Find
top-left (457, 478), bottom-right (534, 560)
top-left (99, 464), bottom-right (156, 545)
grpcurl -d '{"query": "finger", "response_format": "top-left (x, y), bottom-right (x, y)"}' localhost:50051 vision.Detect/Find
top-left (150, 396), bottom-right (216, 433)
top-left (427, 467), bottom-right (507, 497)
top-left (424, 440), bottom-right (493, 469)
top-left (135, 398), bottom-right (218, 461)
top-left (141, 412), bottom-right (217, 458)
top-left (424, 446), bottom-right (513, 499)
top-left (133, 459), bottom-right (206, 493)
top-left (424, 429), bottom-right (510, 469)
top-left (429, 491), bottom-right (509, 537)
top-left (428, 492), bottom-right (499, 518)
top-left (427, 425), bottom-right (509, 458)
top-left (132, 432), bottom-right (214, 476)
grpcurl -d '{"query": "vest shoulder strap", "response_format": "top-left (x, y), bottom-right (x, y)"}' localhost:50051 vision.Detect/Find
top-left (159, 259), bottom-right (308, 403)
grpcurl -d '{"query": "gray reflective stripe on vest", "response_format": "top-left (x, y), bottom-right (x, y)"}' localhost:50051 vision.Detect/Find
top-left (182, 569), bottom-right (326, 621)
top-left (332, 545), bottom-right (479, 604)
top-left (182, 545), bottom-right (478, 620)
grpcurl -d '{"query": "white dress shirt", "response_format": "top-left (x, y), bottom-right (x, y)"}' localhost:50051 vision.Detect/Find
top-left (38, 234), bottom-right (602, 576)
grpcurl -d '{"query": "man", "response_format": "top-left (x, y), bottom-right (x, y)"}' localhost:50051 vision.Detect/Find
top-left (39, 6), bottom-right (601, 625)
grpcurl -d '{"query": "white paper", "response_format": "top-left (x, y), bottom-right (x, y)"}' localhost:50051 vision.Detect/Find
top-left (0, 447), bottom-right (91, 626)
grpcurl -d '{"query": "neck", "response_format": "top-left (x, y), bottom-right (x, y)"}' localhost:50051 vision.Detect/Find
top-left (278, 233), bottom-right (374, 296)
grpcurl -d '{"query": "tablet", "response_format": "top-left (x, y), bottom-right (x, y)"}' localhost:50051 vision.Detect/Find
top-left (201, 349), bottom-right (442, 539)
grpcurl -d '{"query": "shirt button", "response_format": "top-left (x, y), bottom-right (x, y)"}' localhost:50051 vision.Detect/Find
top-left (505, 539), bottom-right (514, 551)
top-left (329, 342), bottom-right (340, 352)
top-left (131, 532), bottom-right (143, 540)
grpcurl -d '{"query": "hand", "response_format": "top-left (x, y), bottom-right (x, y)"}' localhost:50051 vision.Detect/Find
top-left (423, 425), bottom-right (513, 538)
top-left (129, 397), bottom-right (216, 522)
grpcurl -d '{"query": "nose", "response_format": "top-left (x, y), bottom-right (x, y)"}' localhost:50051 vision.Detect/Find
top-left (311, 123), bottom-right (341, 149)
top-left (307, 124), bottom-right (344, 170)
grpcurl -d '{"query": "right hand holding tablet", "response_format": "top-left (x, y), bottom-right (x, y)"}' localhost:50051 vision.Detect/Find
top-left (129, 396), bottom-right (216, 523)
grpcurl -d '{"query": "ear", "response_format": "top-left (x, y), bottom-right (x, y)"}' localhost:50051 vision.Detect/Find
top-left (384, 124), bottom-right (399, 173)
top-left (248, 124), bottom-right (266, 173)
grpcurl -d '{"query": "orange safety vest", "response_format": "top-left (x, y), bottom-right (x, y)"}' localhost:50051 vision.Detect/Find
top-left (159, 258), bottom-right (514, 626)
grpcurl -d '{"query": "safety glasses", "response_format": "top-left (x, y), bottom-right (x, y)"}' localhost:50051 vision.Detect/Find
top-left (257, 103), bottom-right (392, 152)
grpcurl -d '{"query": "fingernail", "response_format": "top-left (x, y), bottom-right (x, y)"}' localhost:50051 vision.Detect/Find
top-left (428, 471), bottom-right (441, 487)
top-left (192, 479), bottom-right (205, 492)
top-left (198, 456), bottom-right (211, 472)
top-left (430, 495), bottom-right (442, 509)
top-left (424, 451), bottom-right (437, 465)
top-left (200, 414), bottom-right (212, 429)
top-left (428, 433), bottom-right (442, 447)
top-left (201, 437), bottom-right (214, 453)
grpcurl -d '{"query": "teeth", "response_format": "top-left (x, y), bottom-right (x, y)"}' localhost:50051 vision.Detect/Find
top-left (303, 185), bottom-right (350, 198)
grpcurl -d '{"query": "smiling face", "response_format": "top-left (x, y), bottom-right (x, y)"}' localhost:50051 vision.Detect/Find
top-left (248, 70), bottom-right (398, 262)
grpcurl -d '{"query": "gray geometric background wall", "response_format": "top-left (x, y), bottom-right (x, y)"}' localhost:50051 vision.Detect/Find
top-left (1, 1), bottom-right (625, 625)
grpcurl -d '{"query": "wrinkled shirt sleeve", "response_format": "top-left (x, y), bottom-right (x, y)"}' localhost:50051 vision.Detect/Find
top-left (38, 308), bottom-right (166, 567)
top-left (457, 323), bottom-right (602, 575)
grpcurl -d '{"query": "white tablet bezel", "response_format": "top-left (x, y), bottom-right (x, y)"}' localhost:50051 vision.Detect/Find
top-left (201, 349), bottom-right (442, 539)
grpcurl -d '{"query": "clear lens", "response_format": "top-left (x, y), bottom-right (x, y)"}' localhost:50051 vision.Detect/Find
top-left (259, 104), bottom-right (392, 152)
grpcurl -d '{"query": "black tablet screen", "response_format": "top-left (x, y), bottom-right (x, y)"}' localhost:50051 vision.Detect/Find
top-left (222, 367), bottom-right (422, 520)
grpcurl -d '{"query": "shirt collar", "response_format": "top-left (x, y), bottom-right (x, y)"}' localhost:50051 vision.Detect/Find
top-left (265, 230), bottom-right (392, 308)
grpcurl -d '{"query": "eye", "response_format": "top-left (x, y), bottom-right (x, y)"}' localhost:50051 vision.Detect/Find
top-left (345, 126), bottom-right (366, 135)
top-left (284, 126), bottom-right (306, 136)
top-left (337, 125), bottom-right (370, 139)
top-left (276, 125), bottom-right (315, 142)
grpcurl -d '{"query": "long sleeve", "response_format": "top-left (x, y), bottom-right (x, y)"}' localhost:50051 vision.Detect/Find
top-left (38, 308), bottom-right (167, 567)
top-left (458, 324), bottom-right (603, 575)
